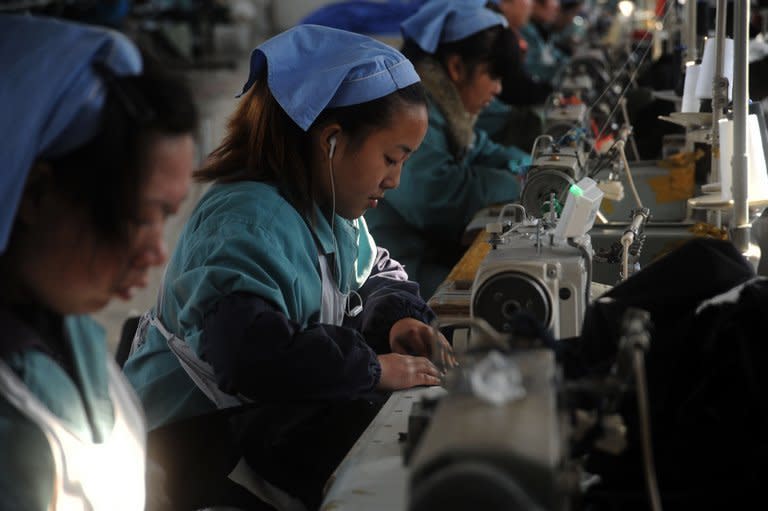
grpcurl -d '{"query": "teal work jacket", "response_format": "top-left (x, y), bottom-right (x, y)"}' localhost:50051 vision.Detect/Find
top-left (123, 181), bottom-right (377, 429)
top-left (365, 100), bottom-right (528, 298)
top-left (520, 22), bottom-right (569, 85)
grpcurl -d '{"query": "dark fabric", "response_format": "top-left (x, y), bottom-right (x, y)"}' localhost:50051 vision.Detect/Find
top-left (200, 293), bottom-right (381, 401)
top-left (567, 238), bottom-right (767, 509)
top-left (115, 315), bottom-right (140, 369)
top-left (568, 238), bottom-right (754, 378)
top-left (0, 307), bottom-right (52, 362)
top-left (530, 21), bottom-right (552, 42)
top-left (0, 305), bottom-right (72, 379)
top-left (749, 56), bottom-right (768, 100)
top-left (147, 406), bottom-right (277, 511)
top-left (345, 247), bottom-right (436, 354)
top-left (624, 88), bottom-right (682, 160)
top-left (148, 398), bottom-right (384, 511)
top-left (234, 398), bottom-right (383, 510)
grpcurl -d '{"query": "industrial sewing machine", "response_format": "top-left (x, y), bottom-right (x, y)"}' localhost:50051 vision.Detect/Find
top-left (519, 134), bottom-right (589, 219)
top-left (321, 2), bottom-right (766, 509)
top-left (404, 309), bottom-right (657, 511)
top-left (471, 177), bottom-right (603, 340)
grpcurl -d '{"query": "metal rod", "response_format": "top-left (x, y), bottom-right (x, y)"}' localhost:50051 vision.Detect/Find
top-left (710, 0), bottom-right (728, 184)
top-left (685, 0), bottom-right (698, 62)
top-left (732, 0), bottom-right (751, 253)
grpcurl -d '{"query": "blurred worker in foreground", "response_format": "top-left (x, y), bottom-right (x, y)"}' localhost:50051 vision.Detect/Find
top-left (0, 14), bottom-right (197, 511)
top-left (366, 0), bottom-right (530, 298)
top-left (123, 24), bottom-right (453, 510)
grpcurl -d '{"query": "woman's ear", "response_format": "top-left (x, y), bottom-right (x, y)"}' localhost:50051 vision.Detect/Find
top-left (17, 162), bottom-right (53, 225)
top-left (318, 124), bottom-right (343, 160)
top-left (445, 54), bottom-right (466, 84)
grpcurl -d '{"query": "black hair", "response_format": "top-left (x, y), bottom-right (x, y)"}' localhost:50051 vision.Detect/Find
top-left (402, 24), bottom-right (518, 80)
top-left (314, 82), bottom-right (427, 150)
top-left (196, 71), bottom-right (426, 216)
top-left (46, 50), bottom-right (198, 244)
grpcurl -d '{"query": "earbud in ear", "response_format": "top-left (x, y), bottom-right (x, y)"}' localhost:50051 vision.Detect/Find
top-left (328, 136), bottom-right (337, 159)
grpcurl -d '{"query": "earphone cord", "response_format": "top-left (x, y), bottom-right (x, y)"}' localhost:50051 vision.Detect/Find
top-left (328, 152), bottom-right (346, 300)
top-left (329, 149), bottom-right (336, 229)
top-left (328, 152), bottom-right (364, 317)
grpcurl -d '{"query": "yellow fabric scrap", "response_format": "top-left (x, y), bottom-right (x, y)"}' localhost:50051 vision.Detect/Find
top-left (647, 150), bottom-right (705, 203)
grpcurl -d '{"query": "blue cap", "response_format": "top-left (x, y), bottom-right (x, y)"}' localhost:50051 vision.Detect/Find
top-left (239, 24), bottom-right (421, 131)
top-left (401, 0), bottom-right (508, 54)
top-left (0, 14), bottom-right (142, 254)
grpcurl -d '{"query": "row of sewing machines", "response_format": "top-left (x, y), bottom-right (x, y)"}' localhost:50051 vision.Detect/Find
top-left (321, 2), bottom-right (767, 509)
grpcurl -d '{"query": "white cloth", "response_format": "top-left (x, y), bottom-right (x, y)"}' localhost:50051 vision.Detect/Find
top-left (0, 359), bottom-right (146, 511)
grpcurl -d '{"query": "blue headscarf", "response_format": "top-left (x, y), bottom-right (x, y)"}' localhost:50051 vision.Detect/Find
top-left (0, 14), bottom-right (142, 254)
top-left (300, 0), bottom-right (427, 36)
top-left (401, 0), bottom-right (508, 54)
top-left (239, 24), bottom-right (421, 131)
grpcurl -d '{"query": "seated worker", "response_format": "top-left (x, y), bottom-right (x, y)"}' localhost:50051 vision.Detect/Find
top-left (123, 24), bottom-right (453, 510)
top-left (478, 0), bottom-right (549, 151)
top-left (520, 0), bottom-right (570, 85)
top-left (491, 0), bottom-right (553, 105)
top-left (0, 14), bottom-right (196, 511)
top-left (550, 0), bottom-right (587, 56)
top-left (365, 0), bottom-right (529, 299)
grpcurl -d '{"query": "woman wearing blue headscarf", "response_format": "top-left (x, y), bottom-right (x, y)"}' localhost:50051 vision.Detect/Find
top-left (365, 0), bottom-right (531, 298)
top-left (123, 24), bottom-right (452, 510)
top-left (0, 14), bottom-right (197, 511)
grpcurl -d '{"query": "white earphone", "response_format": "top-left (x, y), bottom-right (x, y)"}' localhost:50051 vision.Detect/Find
top-left (323, 133), bottom-right (363, 318)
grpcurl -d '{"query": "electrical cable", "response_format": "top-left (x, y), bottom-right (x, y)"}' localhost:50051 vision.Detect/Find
top-left (634, 349), bottom-right (663, 511)
top-left (327, 142), bottom-right (363, 318)
top-left (586, 1), bottom-right (677, 161)
top-left (496, 204), bottom-right (527, 224)
top-left (617, 140), bottom-right (644, 208)
top-left (567, 237), bottom-right (592, 306)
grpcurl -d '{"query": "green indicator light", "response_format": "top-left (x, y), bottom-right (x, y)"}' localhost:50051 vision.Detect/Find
top-left (569, 184), bottom-right (583, 197)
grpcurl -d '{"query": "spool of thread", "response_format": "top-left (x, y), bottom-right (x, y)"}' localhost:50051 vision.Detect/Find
top-left (695, 37), bottom-right (734, 100)
top-left (718, 114), bottom-right (768, 202)
top-left (681, 64), bottom-right (701, 113)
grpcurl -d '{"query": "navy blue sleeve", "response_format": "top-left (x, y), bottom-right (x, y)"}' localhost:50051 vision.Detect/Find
top-left (199, 293), bottom-right (381, 402)
top-left (345, 247), bottom-right (437, 354)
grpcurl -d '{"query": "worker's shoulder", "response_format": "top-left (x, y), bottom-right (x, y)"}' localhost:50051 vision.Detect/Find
top-left (195, 181), bottom-right (306, 234)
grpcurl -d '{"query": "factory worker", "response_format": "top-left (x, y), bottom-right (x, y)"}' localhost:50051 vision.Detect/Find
top-left (550, 0), bottom-right (586, 56)
top-left (123, 24), bottom-right (451, 510)
top-left (519, 0), bottom-right (570, 84)
top-left (476, 0), bottom-right (549, 149)
top-left (0, 14), bottom-right (197, 511)
top-left (366, 0), bottom-right (530, 298)
top-left (485, 0), bottom-right (553, 109)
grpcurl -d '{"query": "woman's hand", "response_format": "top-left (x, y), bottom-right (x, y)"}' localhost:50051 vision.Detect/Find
top-left (389, 317), bottom-right (457, 370)
top-left (376, 353), bottom-right (442, 390)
